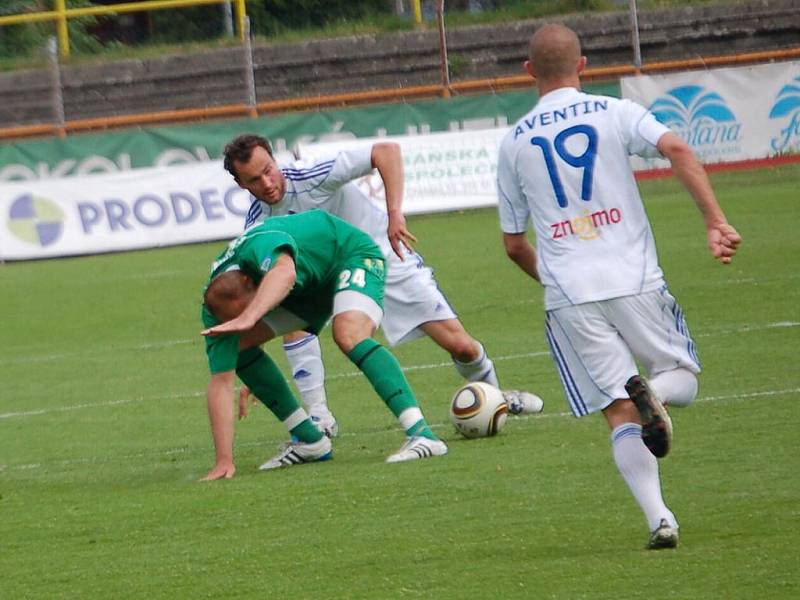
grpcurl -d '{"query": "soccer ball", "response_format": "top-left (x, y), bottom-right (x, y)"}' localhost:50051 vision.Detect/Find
top-left (449, 382), bottom-right (508, 439)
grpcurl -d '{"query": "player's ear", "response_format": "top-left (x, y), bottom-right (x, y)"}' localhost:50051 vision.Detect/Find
top-left (577, 56), bottom-right (587, 74)
top-left (524, 60), bottom-right (535, 79)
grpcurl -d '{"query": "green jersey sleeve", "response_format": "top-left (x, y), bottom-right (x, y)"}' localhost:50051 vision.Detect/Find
top-left (201, 303), bottom-right (240, 374)
top-left (238, 230), bottom-right (299, 279)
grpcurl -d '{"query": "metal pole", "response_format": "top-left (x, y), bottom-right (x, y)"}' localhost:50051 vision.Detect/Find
top-left (235, 0), bottom-right (246, 42)
top-left (222, 1), bottom-right (234, 37)
top-left (48, 37), bottom-right (66, 138)
top-left (412, 0), bottom-right (422, 25)
top-left (55, 0), bottom-right (70, 58)
top-left (436, 0), bottom-right (451, 97)
top-left (242, 17), bottom-right (257, 117)
top-left (628, 0), bottom-right (642, 72)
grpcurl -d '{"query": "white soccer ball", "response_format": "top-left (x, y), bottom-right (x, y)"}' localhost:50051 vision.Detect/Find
top-left (449, 382), bottom-right (508, 439)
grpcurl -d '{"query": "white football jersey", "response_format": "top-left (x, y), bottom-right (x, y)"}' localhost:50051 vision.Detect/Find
top-left (244, 145), bottom-right (394, 257)
top-left (497, 87), bottom-right (671, 309)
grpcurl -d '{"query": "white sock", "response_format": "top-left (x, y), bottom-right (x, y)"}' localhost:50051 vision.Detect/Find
top-left (283, 334), bottom-right (329, 413)
top-left (453, 342), bottom-right (500, 387)
top-left (650, 368), bottom-right (698, 408)
top-left (611, 423), bottom-right (677, 531)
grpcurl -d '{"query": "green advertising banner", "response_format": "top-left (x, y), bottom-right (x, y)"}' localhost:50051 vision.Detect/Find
top-left (0, 83), bottom-right (620, 181)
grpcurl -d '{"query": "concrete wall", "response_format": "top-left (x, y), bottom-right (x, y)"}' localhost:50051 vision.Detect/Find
top-left (1, 0), bottom-right (798, 128)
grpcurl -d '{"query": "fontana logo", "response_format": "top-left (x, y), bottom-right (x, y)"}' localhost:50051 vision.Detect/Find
top-left (6, 193), bottom-right (65, 247)
top-left (769, 75), bottom-right (800, 153)
top-left (649, 85), bottom-right (742, 149)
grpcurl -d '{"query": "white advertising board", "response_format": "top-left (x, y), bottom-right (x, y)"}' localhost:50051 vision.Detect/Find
top-left (0, 128), bottom-right (510, 260)
top-left (621, 60), bottom-right (800, 169)
top-left (0, 162), bottom-right (251, 261)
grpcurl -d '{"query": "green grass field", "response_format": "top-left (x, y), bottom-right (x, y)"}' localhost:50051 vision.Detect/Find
top-left (1, 165), bottom-right (798, 599)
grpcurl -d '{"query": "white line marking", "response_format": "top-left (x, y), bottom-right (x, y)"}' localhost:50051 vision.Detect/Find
top-left (3, 386), bottom-right (799, 473)
top-left (1, 321), bottom-right (796, 366)
top-left (1, 321), bottom-right (797, 420)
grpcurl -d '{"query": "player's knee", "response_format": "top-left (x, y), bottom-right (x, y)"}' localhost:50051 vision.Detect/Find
top-left (448, 336), bottom-right (480, 363)
top-left (651, 368), bottom-right (698, 408)
top-left (332, 312), bottom-right (374, 354)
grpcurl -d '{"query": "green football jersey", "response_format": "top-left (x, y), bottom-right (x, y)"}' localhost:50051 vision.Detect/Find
top-left (202, 210), bottom-right (385, 373)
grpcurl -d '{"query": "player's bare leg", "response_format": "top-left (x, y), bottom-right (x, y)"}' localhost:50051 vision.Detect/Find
top-left (420, 319), bottom-right (543, 415)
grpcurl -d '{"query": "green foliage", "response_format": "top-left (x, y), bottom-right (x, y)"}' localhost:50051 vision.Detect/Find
top-left (1, 165), bottom-right (798, 598)
top-left (0, 0), bottom-right (101, 58)
top-left (150, 5), bottom-right (226, 44)
top-left (247, 0), bottom-right (392, 37)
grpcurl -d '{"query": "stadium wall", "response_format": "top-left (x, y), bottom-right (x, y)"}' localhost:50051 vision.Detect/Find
top-left (0, 0), bottom-right (797, 129)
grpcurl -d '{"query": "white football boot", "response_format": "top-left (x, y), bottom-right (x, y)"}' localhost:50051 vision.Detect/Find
top-left (259, 436), bottom-right (332, 470)
top-left (648, 518), bottom-right (679, 549)
top-left (503, 390), bottom-right (544, 415)
top-left (386, 436), bottom-right (448, 463)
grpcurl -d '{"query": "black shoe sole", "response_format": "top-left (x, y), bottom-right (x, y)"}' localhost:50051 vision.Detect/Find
top-left (625, 376), bottom-right (672, 458)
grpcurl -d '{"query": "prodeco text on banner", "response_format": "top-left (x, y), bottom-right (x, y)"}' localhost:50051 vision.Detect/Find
top-left (0, 162), bottom-right (250, 261)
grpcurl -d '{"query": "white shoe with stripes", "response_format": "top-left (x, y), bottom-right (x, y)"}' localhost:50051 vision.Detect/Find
top-left (386, 436), bottom-right (448, 464)
top-left (258, 436), bottom-right (332, 471)
top-left (502, 390), bottom-right (544, 415)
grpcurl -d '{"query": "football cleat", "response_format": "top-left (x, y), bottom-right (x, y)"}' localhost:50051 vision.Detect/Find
top-left (503, 390), bottom-right (545, 415)
top-left (386, 436), bottom-right (448, 463)
top-left (258, 436), bottom-right (332, 471)
top-left (648, 518), bottom-right (679, 550)
top-left (310, 409), bottom-right (339, 438)
top-left (625, 375), bottom-right (673, 458)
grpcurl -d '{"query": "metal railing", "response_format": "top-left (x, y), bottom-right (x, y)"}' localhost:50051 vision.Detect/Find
top-left (0, 0), bottom-right (247, 58)
top-left (3, 46), bottom-right (798, 142)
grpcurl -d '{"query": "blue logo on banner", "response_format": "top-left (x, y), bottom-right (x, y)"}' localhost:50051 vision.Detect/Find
top-left (649, 85), bottom-right (742, 158)
top-left (768, 75), bottom-right (800, 153)
top-left (7, 194), bottom-right (65, 247)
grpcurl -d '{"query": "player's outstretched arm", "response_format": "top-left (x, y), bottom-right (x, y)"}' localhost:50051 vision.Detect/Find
top-left (202, 371), bottom-right (237, 481)
top-left (503, 232), bottom-right (540, 282)
top-left (201, 254), bottom-right (297, 337)
top-left (372, 142), bottom-right (417, 258)
top-left (657, 132), bottom-right (742, 264)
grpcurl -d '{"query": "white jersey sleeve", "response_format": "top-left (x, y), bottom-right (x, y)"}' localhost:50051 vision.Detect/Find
top-left (616, 99), bottom-right (670, 159)
top-left (497, 133), bottom-right (532, 234)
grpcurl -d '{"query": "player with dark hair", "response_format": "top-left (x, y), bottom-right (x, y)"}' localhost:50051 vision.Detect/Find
top-left (200, 210), bottom-right (448, 480)
top-left (497, 24), bottom-right (741, 548)
top-left (222, 133), bottom-right (544, 438)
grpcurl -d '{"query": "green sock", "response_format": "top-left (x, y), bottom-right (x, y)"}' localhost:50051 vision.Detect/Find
top-left (236, 347), bottom-right (323, 444)
top-left (346, 339), bottom-right (437, 440)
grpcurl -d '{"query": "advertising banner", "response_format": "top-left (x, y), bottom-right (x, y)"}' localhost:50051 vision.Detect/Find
top-left (621, 61), bottom-right (800, 168)
top-left (0, 163), bottom-right (251, 261)
top-left (0, 83), bottom-right (619, 183)
top-left (0, 126), bottom-right (513, 260)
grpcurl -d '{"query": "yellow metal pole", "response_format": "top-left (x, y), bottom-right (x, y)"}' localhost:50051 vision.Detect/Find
top-left (55, 0), bottom-right (69, 58)
top-left (412, 0), bottom-right (422, 25)
top-left (235, 0), bottom-right (246, 42)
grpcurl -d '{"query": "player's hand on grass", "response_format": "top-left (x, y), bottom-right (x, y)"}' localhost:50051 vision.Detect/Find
top-left (238, 385), bottom-right (258, 420)
top-left (707, 223), bottom-right (742, 264)
top-left (388, 212), bottom-right (418, 259)
top-left (201, 461), bottom-right (236, 481)
top-left (201, 315), bottom-right (256, 337)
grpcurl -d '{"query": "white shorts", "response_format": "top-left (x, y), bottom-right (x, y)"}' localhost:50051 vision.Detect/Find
top-left (262, 292), bottom-right (383, 337)
top-left (382, 250), bottom-right (458, 346)
top-left (544, 286), bottom-right (701, 417)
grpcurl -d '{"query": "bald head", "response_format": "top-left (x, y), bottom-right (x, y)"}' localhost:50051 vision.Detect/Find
top-left (204, 270), bottom-right (254, 321)
top-left (528, 24), bottom-right (582, 82)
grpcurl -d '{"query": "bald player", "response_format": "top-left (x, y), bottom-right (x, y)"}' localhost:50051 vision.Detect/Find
top-left (497, 24), bottom-right (741, 549)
